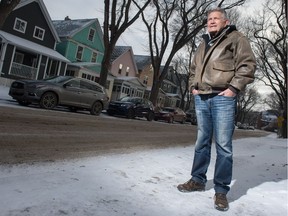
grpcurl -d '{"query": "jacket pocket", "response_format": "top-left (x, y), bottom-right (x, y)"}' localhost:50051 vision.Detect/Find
top-left (213, 61), bottom-right (235, 72)
top-left (208, 61), bottom-right (235, 87)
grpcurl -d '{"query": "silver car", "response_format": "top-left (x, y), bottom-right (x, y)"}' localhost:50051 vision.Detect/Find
top-left (9, 76), bottom-right (109, 115)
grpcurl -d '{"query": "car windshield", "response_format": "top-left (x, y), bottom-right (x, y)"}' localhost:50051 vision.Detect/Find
top-left (120, 97), bottom-right (141, 103)
top-left (43, 76), bottom-right (72, 84)
top-left (162, 108), bottom-right (175, 112)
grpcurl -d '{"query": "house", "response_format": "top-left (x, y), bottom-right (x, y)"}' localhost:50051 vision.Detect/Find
top-left (109, 46), bottom-right (146, 101)
top-left (52, 18), bottom-right (105, 84)
top-left (0, 0), bottom-right (69, 85)
top-left (135, 56), bottom-right (181, 107)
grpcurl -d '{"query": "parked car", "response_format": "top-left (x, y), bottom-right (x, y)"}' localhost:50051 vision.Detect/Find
top-left (154, 107), bottom-right (186, 124)
top-left (107, 96), bottom-right (155, 121)
top-left (185, 109), bottom-right (197, 125)
top-left (9, 76), bottom-right (109, 115)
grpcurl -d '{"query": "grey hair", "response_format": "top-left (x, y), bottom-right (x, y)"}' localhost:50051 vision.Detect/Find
top-left (207, 8), bottom-right (228, 20)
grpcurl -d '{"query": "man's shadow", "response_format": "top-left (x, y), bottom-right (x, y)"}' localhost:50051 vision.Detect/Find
top-left (205, 136), bottom-right (287, 202)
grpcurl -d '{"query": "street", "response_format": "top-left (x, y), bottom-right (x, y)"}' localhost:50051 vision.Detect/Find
top-left (0, 101), bottom-right (269, 165)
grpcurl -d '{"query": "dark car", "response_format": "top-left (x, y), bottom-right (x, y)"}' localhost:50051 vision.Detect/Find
top-left (185, 109), bottom-right (197, 125)
top-left (107, 96), bottom-right (154, 121)
top-left (9, 76), bottom-right (109, 115)
top-left (154, 107), bottom-right (186, 124)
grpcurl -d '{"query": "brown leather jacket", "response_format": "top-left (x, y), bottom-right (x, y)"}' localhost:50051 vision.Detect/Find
top-left (189, 25), bottom-right (256, 94)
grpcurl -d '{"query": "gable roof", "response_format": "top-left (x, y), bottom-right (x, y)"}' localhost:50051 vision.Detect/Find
top-left (111, 46), bottom-right (138, 74)
top-left (111, 46), bottom-right (132, 62)
top-left (16, 0), bottom-right (60, 42)
top-left (52, 18), bottom-right (101, 38)
top-left (134, 55), bottom-right (151, 71)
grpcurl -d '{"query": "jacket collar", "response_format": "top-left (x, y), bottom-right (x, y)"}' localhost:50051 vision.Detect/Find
top-left (203, 25), bottom-right (237, 46)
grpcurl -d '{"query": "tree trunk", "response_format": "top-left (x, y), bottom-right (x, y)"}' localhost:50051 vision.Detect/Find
top-left (0, 0), bottom-right (20, 29)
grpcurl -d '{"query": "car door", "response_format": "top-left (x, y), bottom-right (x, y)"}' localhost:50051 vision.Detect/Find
top-left (79, 80), bottom-right (106, 108)
top-left (60, 79), bottom-right (83, 107)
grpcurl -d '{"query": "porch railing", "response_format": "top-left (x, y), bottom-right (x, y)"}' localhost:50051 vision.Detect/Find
top-left (10, 62), bottom-right (37, 80)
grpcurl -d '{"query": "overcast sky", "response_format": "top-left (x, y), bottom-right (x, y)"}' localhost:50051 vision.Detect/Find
top-left (42, 0), bottom-right (264, 56)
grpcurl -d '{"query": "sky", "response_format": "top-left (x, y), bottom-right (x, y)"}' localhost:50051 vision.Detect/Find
top-left (0, 86), bottom-right (287, 216)
top-left (42, 0), bottom-right (264, 56)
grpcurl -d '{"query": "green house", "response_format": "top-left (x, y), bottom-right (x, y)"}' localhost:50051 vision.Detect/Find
top-left (52, 17), bottom-right (104, 82)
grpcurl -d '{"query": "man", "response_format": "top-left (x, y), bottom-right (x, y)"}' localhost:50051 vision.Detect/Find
top-left (177, 8), bottom-right (256, 211)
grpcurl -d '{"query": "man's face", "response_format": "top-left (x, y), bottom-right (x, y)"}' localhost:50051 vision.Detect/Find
top-left (207, 11), bottom-right (229, 36)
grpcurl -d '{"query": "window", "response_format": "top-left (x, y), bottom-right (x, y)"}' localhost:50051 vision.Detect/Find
top-left (14, 18), bottom-right (27, 33)
top-left (33, 26), bottom-right (45, 40)
top-left (126, 67), bottom-right (130, 76)
top-left (76, 46), bottom-right (84, 60)
top-left (118, 64), bottom-right (123, 75)
top-left (88, 28), bottom-right (96, 41)
top-left (143, 76), bottom-right (148, 85)
top-left (91, 52), bottom-right (97, 62)
top-left (13, 52), bottom-right (24, 64)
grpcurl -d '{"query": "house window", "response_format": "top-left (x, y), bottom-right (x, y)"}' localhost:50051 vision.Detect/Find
top-left (33, 26), bottom-right (45, 40)
top-left (91, 52), bottom-right (97, 62)
top-left (88, 28), bottom-right (96, 41)
top-left (126, 67), bottom-right (130, 76)
top-left (76, 46), bottom-right (84, 60)
top-left (13, 52), bottom-right (24, 64)
top-left (118, 64), bottom-right (123, 75)
top-left (143, 75), bottom-right (148, 85)
top-left (14, 18), bottom-right (27, 33)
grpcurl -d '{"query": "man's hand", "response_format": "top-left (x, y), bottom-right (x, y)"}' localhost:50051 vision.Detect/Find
top-left (218, 88), bottom-right (236, 97)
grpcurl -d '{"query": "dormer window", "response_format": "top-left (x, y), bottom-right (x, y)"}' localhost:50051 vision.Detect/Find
top-left (88, 28), bottom-right (96, 41)
top-left (14, 18), bottom-right (27, 33)
top-left (33, 26), bottom-right (45, 40)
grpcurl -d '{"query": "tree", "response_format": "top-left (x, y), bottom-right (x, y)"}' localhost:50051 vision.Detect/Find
top-left (141, 0), bottom-right (246, 105)
top-left (236, 85), bottom-right (262, 124)
top-left (247, 0), bottom-right (287, 137)
top-left (0, 0), bottom-right (20, 29)
top-left (98, 0), bottom-right (151, 87)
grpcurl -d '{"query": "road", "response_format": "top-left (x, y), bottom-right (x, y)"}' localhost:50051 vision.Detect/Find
top-left (0, 103), bottom-right (269, 165)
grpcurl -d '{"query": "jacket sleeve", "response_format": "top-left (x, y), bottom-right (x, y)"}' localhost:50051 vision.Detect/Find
top-left (188, 55), bottom-right (197, 92)
top-left (230, 35), bottom-right (256, 91)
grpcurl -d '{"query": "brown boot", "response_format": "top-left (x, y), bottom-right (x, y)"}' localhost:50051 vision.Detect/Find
top-left (214, 193), bottom-right (229, 211)
top-left (177, 179), bottom-right (205, 192)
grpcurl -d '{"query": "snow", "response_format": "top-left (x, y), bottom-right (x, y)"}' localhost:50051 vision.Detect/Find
top-left (0, 85), bottom-right (287, 216)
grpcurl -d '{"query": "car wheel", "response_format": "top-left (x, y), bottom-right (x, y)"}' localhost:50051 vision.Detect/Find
top-left (146, 111), bottom-right (154, 121)
top-left (181, 118), bottom-right (186, 124)
top-left (40, 92), bottom-right (58, 109)
top-left (107, 110), bottom-right (114, 116)
top-left (127, 109), bottom-right (135, 119)
top-left (90, 101), bottom-right (103, 116)
top-left (17, 100), bottom-right (31, 106)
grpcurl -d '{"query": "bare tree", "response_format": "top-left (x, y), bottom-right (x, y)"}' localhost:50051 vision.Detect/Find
top-left (248, 0), bottom-right (287, 112)
top-left (98, 0), bottom-right (151, 87)
top-left (0, 0), bottom-right (20, 29)
top-left (141, 0), bottom-right (246, 105)
top-left (236, 85), bottom-right (262, 124)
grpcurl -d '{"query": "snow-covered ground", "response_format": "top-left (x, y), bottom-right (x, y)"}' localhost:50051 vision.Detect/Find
top-left (0, 85), bottom-right (287, 216)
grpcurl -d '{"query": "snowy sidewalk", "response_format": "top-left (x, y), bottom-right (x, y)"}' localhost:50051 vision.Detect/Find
top-left (0, 134), bottom-right (287, 216)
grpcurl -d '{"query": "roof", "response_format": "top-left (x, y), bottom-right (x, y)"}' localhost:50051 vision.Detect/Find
top-left (16, 0), bottom-right (60, 42)
top-left (134, 55), bottom-right (151, 71)
top-left (111, 46), bottom-right (132, 62)
top-left (0, 30), bottom-right (69, 62)
top-left (52, 18), bottom-right (98, 38)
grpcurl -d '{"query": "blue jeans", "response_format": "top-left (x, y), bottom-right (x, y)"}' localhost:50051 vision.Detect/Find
top-left (191, 94), bottom-right (236, 194)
